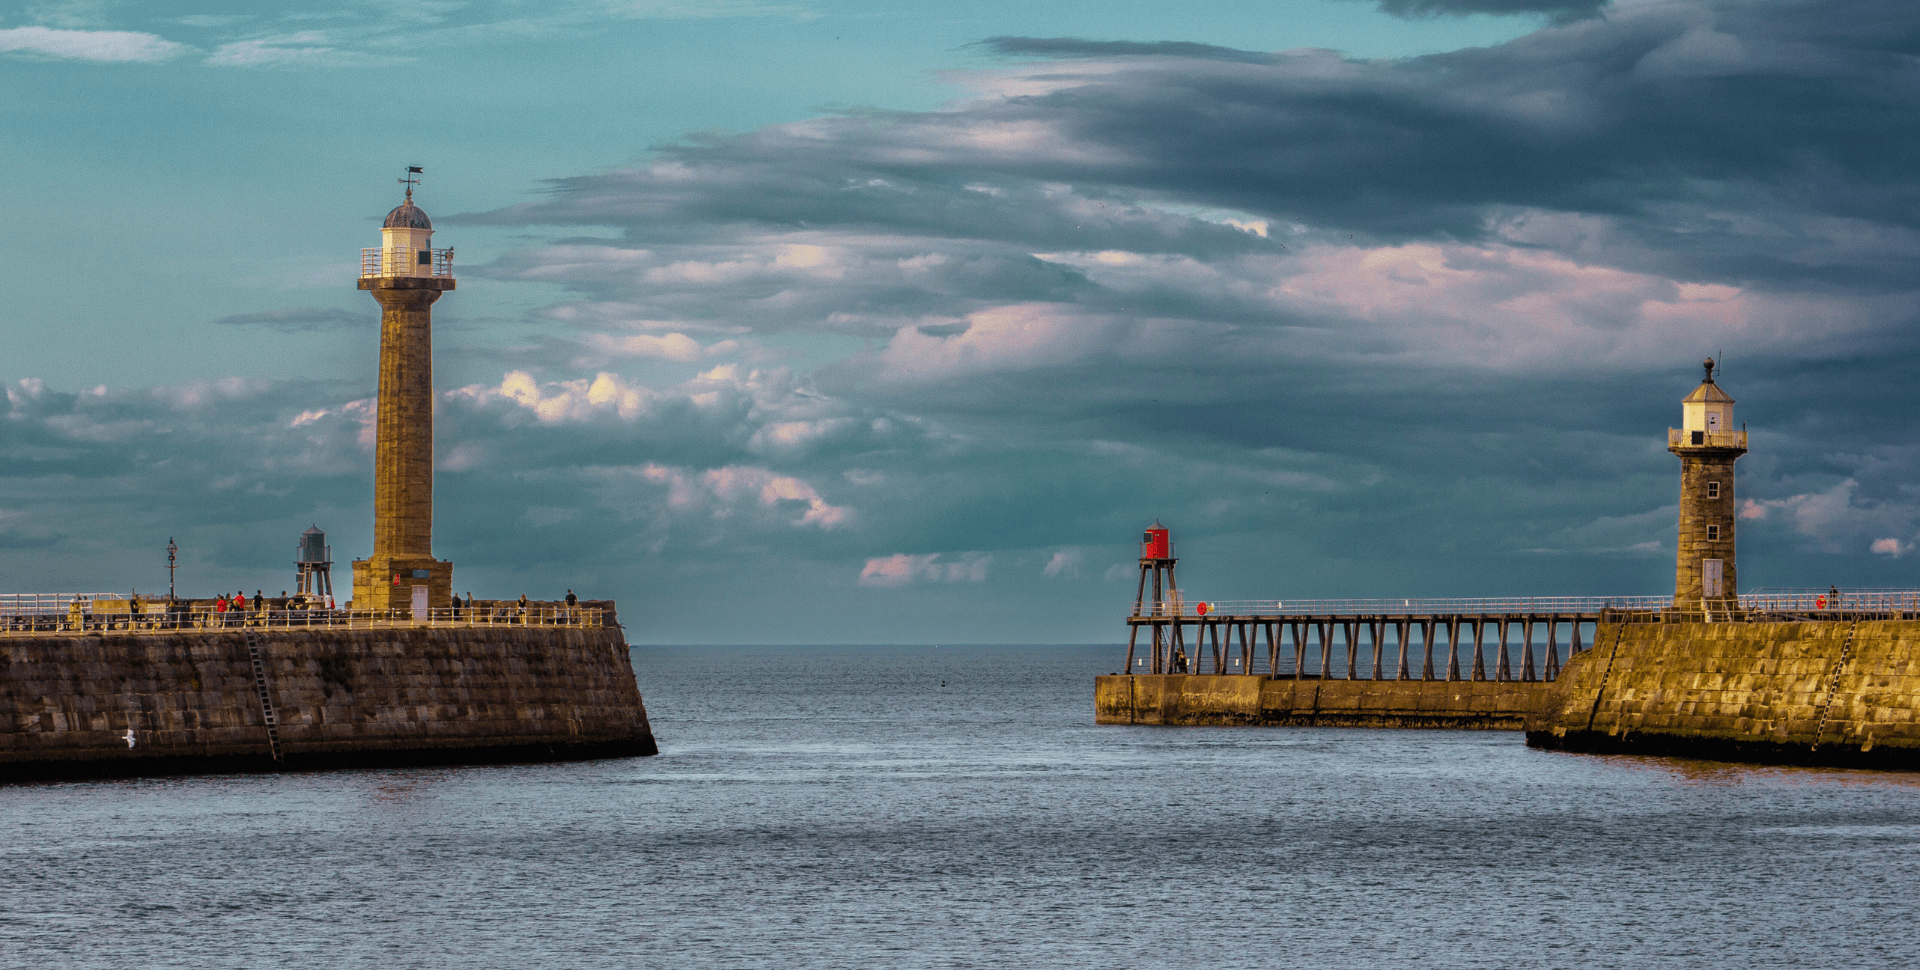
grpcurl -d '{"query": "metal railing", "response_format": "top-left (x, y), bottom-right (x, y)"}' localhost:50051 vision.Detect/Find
top-left (1131, 596), bottom-right (1673, 618)
top-left (359, 247), bottom-right (454, 279)
top-left (1131, 589), bottom-right (1920, 620)
top-left (0, 593), bottom-right (124, 615)
top-left (1739, 589), bottom-right (1920, 614)
top-left (0, 605), bottom-right (602, 636)
top-left (1668, 429), bottom-right (1747, 450)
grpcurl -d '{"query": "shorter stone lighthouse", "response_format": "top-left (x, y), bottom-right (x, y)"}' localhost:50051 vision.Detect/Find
top-left (1669, 358), bottom-right (1746, 611)
top-left (351, 170), bottom-right (455, 615)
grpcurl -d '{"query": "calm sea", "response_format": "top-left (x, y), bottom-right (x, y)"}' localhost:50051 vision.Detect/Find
top-left (4, 643), bottom-right (1917, 969)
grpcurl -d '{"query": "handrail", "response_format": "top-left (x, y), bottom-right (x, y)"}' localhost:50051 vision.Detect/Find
top-left (1668, 429), bottom-right (1748, 449)
top-left (0, 606), bottom-right (602, 636)
top-left (1129, 589), bottom-right (1920, 619)
top-left (0, 593), bottom-right (126, 614)
top-left (1130, 596), bottom-right (1672, 618)
top-left (360, 247), bottom-right (454, 279)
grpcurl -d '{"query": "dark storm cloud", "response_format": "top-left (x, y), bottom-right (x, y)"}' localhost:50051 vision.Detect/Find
top-left (473, 0), bottom-right (1920, 295)
top-left (431, 0), bottom-right (1920, 621)
top-left (29, 0), bottom-right (1920, 640)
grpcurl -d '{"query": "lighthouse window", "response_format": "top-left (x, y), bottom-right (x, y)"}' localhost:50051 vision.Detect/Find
top-left (417, 250), bottom-right (432, 265)
top-left (1707, 525), bottom-right (1721, 541)
top-left (1707, 481), bottom-right (1721, 499)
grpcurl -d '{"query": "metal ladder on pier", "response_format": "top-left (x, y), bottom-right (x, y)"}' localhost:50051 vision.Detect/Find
top-left (243, 629), bottom-right (283, 762)
top-left (1811, 619), bottom-right (1860, 751)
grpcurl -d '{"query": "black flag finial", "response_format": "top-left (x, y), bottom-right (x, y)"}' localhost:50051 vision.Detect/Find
top-left (400, 166), bottom-right (423, 201)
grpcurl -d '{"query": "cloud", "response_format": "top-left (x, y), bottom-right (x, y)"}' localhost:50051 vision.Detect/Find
top-left (974, 36), bottom-right (1279, 63)
top-left (1736, 480), bottom-right (1920, 556)
top-left (1871, 537), bottom-right (1909, 557)
top-left (206, 34), bottom-right (402, 67)
top-left (1370, 0), bottom-right (1608, 23)
top-left (216, 307), bottom-right (369, 333)
top-left (0, 26), bottom-right (189, 62)
top-left (583, 332), bottom-right (738, 363)
top-left (24, 0), bottom-right (1920, 639)
top-left (859, 552), bottom-right (992, 587)
top-left (1042, 548), bottom-right (1084, 577)
top-left (639, 463), bottom-right (850, 529)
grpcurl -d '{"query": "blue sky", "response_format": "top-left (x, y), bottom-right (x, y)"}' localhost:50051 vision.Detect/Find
top-left (5, 0), bottom-right (1919, 642)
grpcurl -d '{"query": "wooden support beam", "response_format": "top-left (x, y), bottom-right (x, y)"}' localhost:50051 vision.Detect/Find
top-left (1445, 615), bottom-right (1462, 682)
top-left (1343, 620), bottom-right (1357, 680)
top-left (1317, 620), bottom-right (1333, 679)
top-left (1471, 618), bottom-right (1486, 681)
top-left (1421, 618), bottom-right (1437, 682)
top-left (1544, 615), bottom-right (1561, 681)
top-left (1495, 617), bottom-right (1512, 682)
top-left (1520, 615), bottom-right (1537, 682)
top-left (1395, 618), bottom-right (1411, 680)
top-left (1369, 618), bottom-right (1385, 681)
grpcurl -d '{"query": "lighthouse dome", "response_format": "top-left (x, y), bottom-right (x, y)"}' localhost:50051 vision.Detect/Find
top-left (383, 201), bottom-right (432, 230)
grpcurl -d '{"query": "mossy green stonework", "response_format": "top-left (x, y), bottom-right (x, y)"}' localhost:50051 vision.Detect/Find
top-left (1526, 620), bottom-right (1920, 768)
top-left (1095, 674), bottom-right (1550, 729)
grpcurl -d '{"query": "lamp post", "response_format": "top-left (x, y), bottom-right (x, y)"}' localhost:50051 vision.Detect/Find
top-left (167, 538), bottom-right (177, 602)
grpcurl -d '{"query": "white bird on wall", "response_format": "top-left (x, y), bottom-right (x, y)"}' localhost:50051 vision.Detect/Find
top-left (122, 728), bottom-right (136, 749)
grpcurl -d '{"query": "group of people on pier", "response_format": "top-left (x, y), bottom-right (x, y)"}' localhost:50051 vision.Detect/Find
top-left (1, 588), bottom-right (598, 634)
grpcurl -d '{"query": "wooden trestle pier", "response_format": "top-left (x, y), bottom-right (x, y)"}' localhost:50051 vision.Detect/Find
top-left (1124, 597), bottom-right (1670, 683)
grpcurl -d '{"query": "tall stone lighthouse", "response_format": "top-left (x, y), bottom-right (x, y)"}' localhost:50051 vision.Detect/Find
top-left (1669, 357), bottom-right (1746, 611)
top-left (351, 172), bottom-right (455, 615)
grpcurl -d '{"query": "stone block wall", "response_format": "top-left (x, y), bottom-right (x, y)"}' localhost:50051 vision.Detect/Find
top-left (1526, 620), bottom-right (1920, 768)
top-left (1673, 452), bottom-right (1741, 606)
top-left (0, 621), bottom-right (655, 781)
top-left (1096, 674), bottom-right (1551, 729)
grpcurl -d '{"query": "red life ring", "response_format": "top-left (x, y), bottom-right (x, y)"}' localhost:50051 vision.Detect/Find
top-left (1196, 602), bottom-right (1211, 616)
top-left (1816, 595), bottom-right (1827, 609)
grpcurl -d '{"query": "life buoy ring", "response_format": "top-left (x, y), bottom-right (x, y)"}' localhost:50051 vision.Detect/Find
top-left (1816, 595), bottom-right (1827, 609)
top-left (1196, 602), bottom-right (1211, 616)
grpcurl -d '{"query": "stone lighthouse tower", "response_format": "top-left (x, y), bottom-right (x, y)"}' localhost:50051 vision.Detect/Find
top-left (1669, 357), bottom-right (1746, 612)
top-left (351, 170), bottom-right (455, 616)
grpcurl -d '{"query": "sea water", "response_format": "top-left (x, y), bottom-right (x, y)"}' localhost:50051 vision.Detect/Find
top-left (3, 643), bottom-right (1917, 968)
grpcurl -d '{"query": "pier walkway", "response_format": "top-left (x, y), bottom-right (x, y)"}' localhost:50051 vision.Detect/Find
top-left (1124, 590), bottom-right (1920, 682)
top-left (0, 593), bottom-right (605, 637)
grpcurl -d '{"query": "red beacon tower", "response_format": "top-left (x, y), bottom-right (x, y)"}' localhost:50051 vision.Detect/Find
top-left (1127, 521), bottom-right (1185, 672)
top-left (1136, 520), bottom-right (1177, 612)
top-left (1142, 522), bottom-right (1171, 560)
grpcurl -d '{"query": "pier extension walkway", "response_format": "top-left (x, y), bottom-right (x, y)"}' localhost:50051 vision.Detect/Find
top-left (1100, 591), bottom-right (1920, 729)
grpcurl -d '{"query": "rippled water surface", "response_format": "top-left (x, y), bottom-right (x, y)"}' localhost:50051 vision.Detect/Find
top-left (5, 644), bottom-right (1919, 968)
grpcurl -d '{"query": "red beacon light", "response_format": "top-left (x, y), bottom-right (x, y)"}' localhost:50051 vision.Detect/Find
top-left (1141, 521), bottom-right (1171, 560)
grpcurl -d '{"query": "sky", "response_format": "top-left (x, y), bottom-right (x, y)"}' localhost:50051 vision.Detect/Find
top-left (4, 0), bottom-right (1920, 643)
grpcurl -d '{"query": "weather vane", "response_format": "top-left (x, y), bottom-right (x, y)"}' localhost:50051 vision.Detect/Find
top-left (399, 165), bottom-right (423, 200)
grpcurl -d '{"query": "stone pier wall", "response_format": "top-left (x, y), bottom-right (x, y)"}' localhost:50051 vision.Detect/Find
top-left (1527, 620), bottom-right (1920, 768)
top-left (1, 621), bottom-right (655, 781)
top-left (1096, 674), bottom-right (1551, 729)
